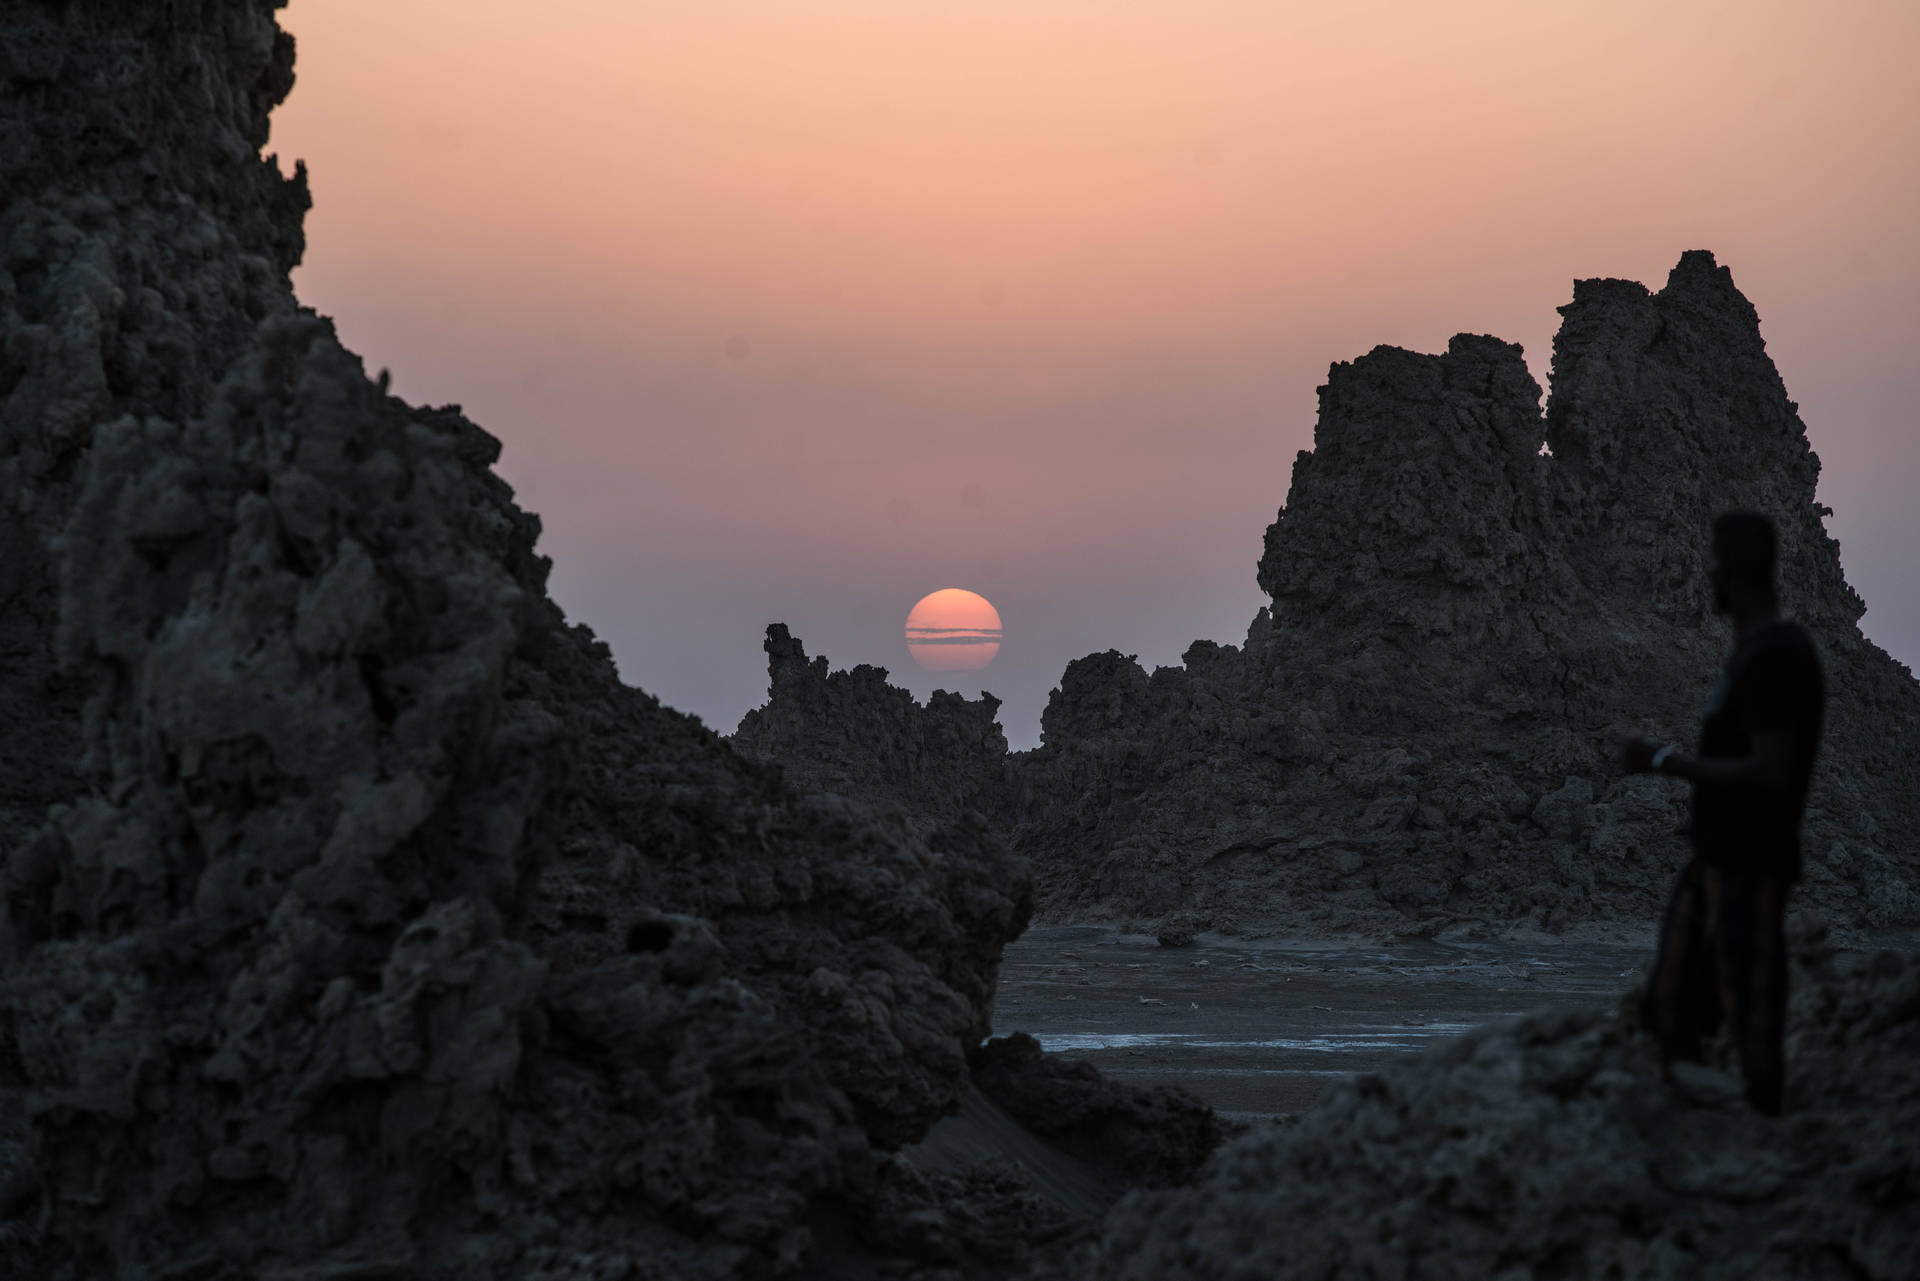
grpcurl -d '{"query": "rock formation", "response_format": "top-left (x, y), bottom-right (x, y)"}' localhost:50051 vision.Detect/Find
top-left (741, 259), bottom-right (1920, 939)
top-left (732, 625), bottom-right (1012, 837)
top-left (1040, 256), bottom-right (1917, 936)
top-left (968, 1034), bottom-right (1220, 1191)
top-left (1074, 923), bottom-right (1920, 1280)
top-left (0, 5), bottom-right (1078, 1276)
top-left (5, 4), bottom-right (1913, 1278)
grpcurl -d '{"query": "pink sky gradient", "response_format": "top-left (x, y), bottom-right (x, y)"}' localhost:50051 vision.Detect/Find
top-left (273, 0), bottom-right (1920, 745)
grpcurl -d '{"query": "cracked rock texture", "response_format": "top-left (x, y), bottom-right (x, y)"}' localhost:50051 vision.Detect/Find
top-left (741, 257), bottom-right (1920, 939)
top-left (0, 4), bottom-right (1032, 1277)
top-left (1073, 926), bottom-right (1920, 1281)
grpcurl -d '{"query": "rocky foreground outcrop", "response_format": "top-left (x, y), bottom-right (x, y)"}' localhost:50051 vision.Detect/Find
top-left (739, 257), bottom-right (1920, 939)
top-left (0, 6), bottom-right (1095, 1276)
top-left (1072, 925), bottom-right (1920, 1280)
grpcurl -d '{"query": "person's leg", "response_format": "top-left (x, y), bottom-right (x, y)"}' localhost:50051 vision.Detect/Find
top-left (1642, 860), bottom-right (1718, 1065)
top-left (1734, 873), bottom-right (1790, 1115)
top-left (1707, 866), bottom-right (1789, 1114)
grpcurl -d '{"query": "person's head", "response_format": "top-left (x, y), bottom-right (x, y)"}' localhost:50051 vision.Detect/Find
top-left (1710, 510), bottom-right (1778, 614)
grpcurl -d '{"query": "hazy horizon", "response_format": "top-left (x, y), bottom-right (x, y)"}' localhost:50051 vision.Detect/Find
top-left (275, 0), bottom-right (1920, 748)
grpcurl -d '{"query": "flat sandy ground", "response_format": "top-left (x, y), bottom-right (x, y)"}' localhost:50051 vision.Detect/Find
top-left (990, 925), bottom-right (1652, 1123)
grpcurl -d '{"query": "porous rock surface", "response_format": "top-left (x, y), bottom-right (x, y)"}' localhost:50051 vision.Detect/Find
top-left (0, 5), bottom-right (1040, 1276)
top-left (741, 259), bottom-right (1920, 939)
top-left (1073, 926), bottom-right (1920, 1280)
top-left (733, 624), bottom-right (1012, 838)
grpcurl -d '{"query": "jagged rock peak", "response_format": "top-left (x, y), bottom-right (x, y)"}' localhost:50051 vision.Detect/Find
top-left (0, 8), bottom-right (1034, 1276)
top-left (1547, 249), bottom-right (1855, 633)
top-left (1256, 332), bottom-right (1548, 645)
top-left (1030, 254), bottom-right (1918, 934)
top-left (733, 624), bottom-right (1011, 833)
top-left (1257, 250), bottom-right (1863, 664)
top-left (725, 252), bottom-right (1920, 940)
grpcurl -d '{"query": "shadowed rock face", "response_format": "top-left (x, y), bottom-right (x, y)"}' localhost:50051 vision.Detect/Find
top-left (1547, 255), bottom-right (1855, 639)
top-left (733, 625), bottom-right (1013, 839)
top-left (969, 1033), bottom-right (1220, 1192)
top-left (741, 255), bottom-right (1920, 938)
top-left (0, 5), bottom-right (1032, 1276)
top-left (0, 0), bottom-right (308, 873)
top-left (1258, 333), bottom-right (1553, 666)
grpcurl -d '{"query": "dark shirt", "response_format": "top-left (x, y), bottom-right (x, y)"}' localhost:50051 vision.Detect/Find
top-left (1688, 618), bottom-right (1825, 880)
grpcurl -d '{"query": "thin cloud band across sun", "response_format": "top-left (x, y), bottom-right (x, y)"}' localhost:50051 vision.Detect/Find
top-left (905, 588), bottom-right (1002, 673)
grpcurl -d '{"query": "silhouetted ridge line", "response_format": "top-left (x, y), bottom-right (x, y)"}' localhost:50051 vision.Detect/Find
top-left (0, 7), bottom-right (1176, 1277)
top-left (738, 252), bottom-right (1920, 941)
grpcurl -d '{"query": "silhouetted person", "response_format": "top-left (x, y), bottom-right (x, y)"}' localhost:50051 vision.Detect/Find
top-left (1622, 510), bottom-right (1824, 1116)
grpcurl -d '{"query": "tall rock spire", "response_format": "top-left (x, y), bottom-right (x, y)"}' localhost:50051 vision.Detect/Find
top-left (0, 6), bottom-right (1032, 1276)
top-left (1546, 249), bottom-right (1857, 635)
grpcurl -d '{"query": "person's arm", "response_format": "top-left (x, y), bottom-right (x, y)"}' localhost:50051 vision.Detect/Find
top-left (1621, 731), bottom-right (1794, 789)
top-left (1622, 643), bottom-right (1809, 789)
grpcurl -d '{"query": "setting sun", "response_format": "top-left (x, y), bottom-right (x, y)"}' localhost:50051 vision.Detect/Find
top-left (905, 588), bottom-right (1003, 673)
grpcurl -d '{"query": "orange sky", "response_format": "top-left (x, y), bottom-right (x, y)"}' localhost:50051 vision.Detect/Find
top-left (275, 0), bottom-right (1920, 744)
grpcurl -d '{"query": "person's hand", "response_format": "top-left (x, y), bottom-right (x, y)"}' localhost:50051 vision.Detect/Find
top-left (1620, 736), bottom-right (1660, 773)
